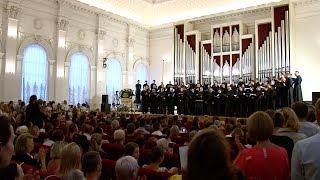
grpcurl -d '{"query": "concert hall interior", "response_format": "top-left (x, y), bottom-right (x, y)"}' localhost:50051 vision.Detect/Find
top-left (1, 0), bottom-right (320, 180)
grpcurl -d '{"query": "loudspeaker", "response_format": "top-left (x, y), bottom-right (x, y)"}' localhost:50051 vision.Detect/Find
top-left (312, 92), bottom-right (320, 104)
top-left (101, 103), bottom-right (111, 114)
top-left (102, 95), bottom-right (108, 104)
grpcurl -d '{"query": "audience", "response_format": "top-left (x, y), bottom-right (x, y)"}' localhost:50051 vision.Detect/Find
top-left (47, 141), bottom-right (67, 175)
top-left (234, 111), bottom-right (290, 179)
top-left (291, 98), bottom-right (320, 180)
top-left (0, 115), bottom-right (24, 180)
top-left (292, 102), bottom-right (319, 137)
top-left (59, 143), bottom-right (82, 178)
top-left (187, 128), bottom-right (245, 180)
top-left (14, 133), bottom-right (47, 169)
top-left (275, 107), bottom-right (307, 143)
top-left (143, 146), bottom-right (178, 174)
top-left (114, 129), bottom-right (126, 145)
top-left (115, 156), bottom-right (140, 180)
top-left (82, 151), bottom-right (102, 180)
top-left (124, 142), bottom-right (140, 160)
top-left (2, 97), bottom-right (320, 180)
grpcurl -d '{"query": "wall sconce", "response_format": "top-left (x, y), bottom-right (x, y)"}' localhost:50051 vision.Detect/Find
top-left (103, 57), bottom-right (108, 68)
top-left (8, 18), bottom-right (18, 38)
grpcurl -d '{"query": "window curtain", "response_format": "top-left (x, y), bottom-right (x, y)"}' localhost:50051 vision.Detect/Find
top-left (135, 63), bottom-right (148, 83)
top-left (22, 44), bottom-right (48, 102)
top-left (69, 52), bottom-right (90, 105)
top-left (106, 59), bottom-right (122, 104)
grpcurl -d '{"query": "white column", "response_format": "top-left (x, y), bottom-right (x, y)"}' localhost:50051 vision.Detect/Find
top-left (2, 4), bottom-right (21, 101)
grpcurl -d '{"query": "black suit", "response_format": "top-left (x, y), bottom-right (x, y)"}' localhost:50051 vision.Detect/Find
top-left (26, 103), bottom-right (43, 128)
top-left (293, 75), bottom-right (303, 102)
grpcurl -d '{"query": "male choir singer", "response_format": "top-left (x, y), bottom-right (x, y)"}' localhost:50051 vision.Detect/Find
top-left (135, 80), bottom-right (141, 103)
top-left (293, 71), bottom-right (303, 102)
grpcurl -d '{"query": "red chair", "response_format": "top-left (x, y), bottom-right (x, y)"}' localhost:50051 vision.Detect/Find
top-left (101, 158), bottom-right (117, 180)
top-left (171, 137), bottom-right (188, 145)
top-left (138, 149), bottom-right (151, 166)
top-left (138, 168), bottom-right (173, 180)
top-left (101, 143), bottom-right (124, 160)
top-left (163, 152), bottom-right (180, 169)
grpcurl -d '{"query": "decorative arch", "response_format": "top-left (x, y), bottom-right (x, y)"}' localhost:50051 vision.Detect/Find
top-left (21, 44), bottom-right (48, 102)
top-left (18, 35), bottom-right (54, 61)
top-left (65, 45), bottom-right (94, 66)
top-left (133, 57), bottom-right (149, 70)
top-left (105, 51), bottom-right (126, 71)
top-left (133, 57), bottom-right (150, 84)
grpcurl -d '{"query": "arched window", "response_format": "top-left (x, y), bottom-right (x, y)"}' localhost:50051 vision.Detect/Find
top-left (69, 52), bottom-right (90, 105)
top-left (135, 63), bottom-right (148, 83)
top-left (106, 59), bottom-right (122, 104)
top-left (21, 44), bottom-right (48, 102)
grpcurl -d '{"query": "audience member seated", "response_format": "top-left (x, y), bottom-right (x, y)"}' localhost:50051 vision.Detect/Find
top-left (90, 133), bottom-right (111, 159)
top-left (272, 111), bottom-right (284, 133)
top-left (111, 120), bottom-right (120, 131)
top-left (82, 123), bottom-right (93, 141)
top-left (47, 141), bottom-right (67, 175)
top-left (156, 138), bottom-right (172, 153)
top-left (59, 143), bottom-right (82, 178)
top-left (73, 134), bottom-right (90, 154)
top-left (169, 125), bottom-right (180, 143)
top-left (134, 119), bottom-right (150, 135)
top-left (187, 128), bottom-right (244, 180)
top-left (124, 142), bottom-right (140, 160)
top-left (152, 122), bottom-right (163, 136)
top-left (143, 146), bottom-right (178, 174)
top-left (14, 133), bottom-right (47, 170)
top-left (126, 123), bottom-right (136, 137)
top-left (66, 124), bottom-right (78, 142)
top-left (274, 108), bottom-right (307, 143)
top-left (235, 111), bottom-right (290, 179)
top-left (115, 156), bottom-right (140, 180)
top-left (114, 129), bottom-right (126, 145)
top-left (291, 98), bottom-right (320, 180)
top-left (0, 115), bottom-right (24, 180)
top-left (292, 102), bottom-right (319, 137)
top-left (81, 151), bottom-right (102, 180)
top-left (306, 105), bottom-right (317, 123)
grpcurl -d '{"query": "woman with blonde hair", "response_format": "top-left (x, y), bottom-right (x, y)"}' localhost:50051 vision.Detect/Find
top-left (59, 142), bottom-right (82, 178)
top-left (47, 141), bottom-right (67, 175)
top-left (275, 107), bottom-right (307, 143)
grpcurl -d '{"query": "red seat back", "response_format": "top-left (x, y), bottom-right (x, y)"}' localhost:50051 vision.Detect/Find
top-left (101, 143), bottom-right (124, 160)
top-left (101, 159), bottom-right (117, 180)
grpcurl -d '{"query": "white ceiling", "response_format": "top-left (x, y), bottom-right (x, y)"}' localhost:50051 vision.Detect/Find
top-left (77, 0), bottom-right (282, 27)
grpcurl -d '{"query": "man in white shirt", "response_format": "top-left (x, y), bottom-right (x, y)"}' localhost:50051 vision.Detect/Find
top-left (292, 102), bottom-right (319, 137)
top-left (291, 99), bottom-right (320, 180)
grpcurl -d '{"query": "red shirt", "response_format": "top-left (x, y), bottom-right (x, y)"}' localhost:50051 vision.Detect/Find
top-left (234, 146), bottom-right (289, 180)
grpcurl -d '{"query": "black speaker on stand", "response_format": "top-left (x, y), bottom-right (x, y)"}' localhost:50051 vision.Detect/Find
top-left (101, 95), bottom-right (111, 114)
top-left (312, 92), bottom-right (320, 104)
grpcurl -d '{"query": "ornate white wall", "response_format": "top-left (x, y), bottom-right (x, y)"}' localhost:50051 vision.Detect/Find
top-left (291, 0), bottom-right (320, 101)
top-left (0, 0), bottom-right (149, 108)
